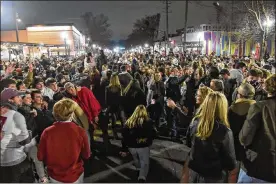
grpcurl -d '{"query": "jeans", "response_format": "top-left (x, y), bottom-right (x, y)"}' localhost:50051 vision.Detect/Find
top-left (129, 147), bottom-right (150, 181)
top-left (238, 169), bottom-right (268, 183)
top-left (0, 158), bottom-right (34, 182)
top-left (28, 146), bottom-right (46, 179)
top-left (50, 172), bottom-right (84, 183)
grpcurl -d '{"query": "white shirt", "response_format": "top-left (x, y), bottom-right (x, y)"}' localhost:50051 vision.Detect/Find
top-left (1, 110), bottom-right (29, 166)
top-left (42, 87), bottom-right (55, 100)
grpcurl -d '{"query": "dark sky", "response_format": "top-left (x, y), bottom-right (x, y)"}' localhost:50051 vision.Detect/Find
top-left (1, 1), bottom-right (218, 40)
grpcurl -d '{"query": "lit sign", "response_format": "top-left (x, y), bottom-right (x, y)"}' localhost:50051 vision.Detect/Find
top-left (184, 42), bottom-right (203, 48)
top-left (27, 26), bottom-right (72, 32)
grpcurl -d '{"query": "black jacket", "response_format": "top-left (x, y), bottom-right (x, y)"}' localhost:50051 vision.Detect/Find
top-left (121, 88), bottom-right (146, 117)
top-left (32, 106), bottom-right (55, 143)
top-left (118, 72), bottom-right (133, 89)
top-left (166, 75), bottom-right (187, 102)
top-left (239, 96), bottom-right (276, 182)
top-left (105, 86), bottom-right (122, 112)
top-left (18, 105), bottom-right (37, 134)
top-left (228, 98), bottom-right (255, 161)
top-left (122, 119), bottom-right (155, 148)
top-left (186, 119), bottom-right (236, 178)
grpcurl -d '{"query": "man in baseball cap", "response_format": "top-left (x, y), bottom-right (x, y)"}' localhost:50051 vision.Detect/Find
top-left (0, 88), bottom-right (32, 182)
top-left (1, 88), bottom-right (24, 108)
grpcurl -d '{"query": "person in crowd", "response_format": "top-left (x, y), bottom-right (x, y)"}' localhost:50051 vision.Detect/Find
top-left (119, 65), bottom-right (133, 89)
top-left (210, 79), bottom-right (225, 93)
top-left (31, 90), bottom-right (55, 143)
top-left (165, 67), bottom-right (188, 138)
top-left (121, 105), bottom-right (155, 182)
top-left (44, 78), bottom-right (59, 100)
top-left (134, 72), bottom-right (146, 93)
top-left (219, 69), bottom-right (237, 105)
top-left (98, 70), bottom-right (112, 108)
top-left (18, 91), bottom-right (48, 182)
top-left (228, 83), bottom-right (255, 182)
top-left (16, 80), bottom-right (27, 92)
top-left (181, 92), bottom-right (236, 183)
top-left (230, 61), bottom-right (247, 85)
top-left (97, 50), bottom-right (107, 73)
top-left (0, 78), bottom-right (17, 92)
top-left (198, 66), bottom-right (220, 87)
top-left (147, 72), bottom-right (165, 106)
top-left (0, 88), bottom-right (32, 182)
top-left (64, 82), bottom-right (101, 149)
top-left (238, 74), bottom-right (276, 183)
top-left (37, 98), bottom-right (90, 183)
top-left (121, 79), bottom-right (146, 119)
top-left (105, 73), bottom-right (124, 139)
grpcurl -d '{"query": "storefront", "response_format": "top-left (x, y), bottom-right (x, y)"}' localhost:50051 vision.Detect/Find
top-left (1, 24), bottom-right (86, 58)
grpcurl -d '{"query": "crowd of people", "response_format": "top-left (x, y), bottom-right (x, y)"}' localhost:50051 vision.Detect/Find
top-left (0, 49), bottom-right (275, 183)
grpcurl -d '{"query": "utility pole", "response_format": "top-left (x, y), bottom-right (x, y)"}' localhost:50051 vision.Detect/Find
top-left (12, 2), bottom-right (19, 42)
top-left (182, 0), bottom-right (188, 53)
top-left (228, 0), bottom-right (233, 56)
top-left (164, 0), bottom-right (171, 56)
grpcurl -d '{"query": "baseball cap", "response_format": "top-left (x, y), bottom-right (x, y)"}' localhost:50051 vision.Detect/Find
top-left (1, 88), bottom-right (25, 104)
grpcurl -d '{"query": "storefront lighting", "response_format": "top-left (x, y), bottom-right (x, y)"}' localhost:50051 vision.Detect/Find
top-left (27, 26), bottom-right (71, 32)
top-left (61, 32), bottom-right (68, 39)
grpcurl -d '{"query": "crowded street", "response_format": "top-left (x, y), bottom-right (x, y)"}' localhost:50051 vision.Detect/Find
top-left (1, 1), bottom-right (276, 183)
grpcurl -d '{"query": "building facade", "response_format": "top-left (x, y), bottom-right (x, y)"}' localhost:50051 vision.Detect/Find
top-left (155, 24), bottom-right (275, 58)
top-left (1, 24), bottom-right (86, 57)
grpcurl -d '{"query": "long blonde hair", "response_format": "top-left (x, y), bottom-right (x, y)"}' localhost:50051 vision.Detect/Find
top-left (194, 92), bottom-right (229, 140)
top-left (125, 105), bottom-right (149, 128)
top-left (109, 74), bottom-right (122, 93)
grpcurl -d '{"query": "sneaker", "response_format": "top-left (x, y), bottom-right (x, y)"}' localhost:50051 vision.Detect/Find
top-left (40, 176), bottom-right (49, 183)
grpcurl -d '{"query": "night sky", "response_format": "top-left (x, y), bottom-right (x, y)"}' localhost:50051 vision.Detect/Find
top-left (1, 1), bottom-right (219, 40)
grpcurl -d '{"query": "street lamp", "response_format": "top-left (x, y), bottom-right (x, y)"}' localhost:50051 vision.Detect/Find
top-left (144, 43), bottom-right (149, 48)
top-left (263, 18), bottom-right (274, 27)
top-left (61, 32), bottom-right (68, 57)
top-left (261, 18), bottom-right (274, 59)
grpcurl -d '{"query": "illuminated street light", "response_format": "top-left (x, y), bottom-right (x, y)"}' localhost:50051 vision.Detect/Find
top-left (144, 43), bottom-right (149, 48)
top-left (263, 18), bottom-right (274, 27)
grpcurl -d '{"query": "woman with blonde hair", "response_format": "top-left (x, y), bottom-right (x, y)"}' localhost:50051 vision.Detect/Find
top-left (181, 92), bottom-right (236, 183)
top-left (121, 105), bottom-right (155, 182)
top-left (37, 98), bottom-right (90, 183)
top-left (105, 73), bottom-right (123, 139)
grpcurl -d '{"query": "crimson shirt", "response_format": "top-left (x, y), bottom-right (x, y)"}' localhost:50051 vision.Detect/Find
top-left (37, 122), bottom-right (90, 183)
top-left (73, 87), bottom-right (101, 123)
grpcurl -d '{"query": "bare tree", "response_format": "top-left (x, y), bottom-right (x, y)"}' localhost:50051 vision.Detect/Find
top-left (81, 12), bottom-right (112, 47)
top-left (125, 13), bottom-right (161, 49)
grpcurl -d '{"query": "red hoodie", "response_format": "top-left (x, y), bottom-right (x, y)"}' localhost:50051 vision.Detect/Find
top-left (72, 87), bottom-right (101, 123)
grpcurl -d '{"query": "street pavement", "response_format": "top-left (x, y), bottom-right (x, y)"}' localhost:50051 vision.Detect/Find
top-left (83, 130), bottom-right (190, 183)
